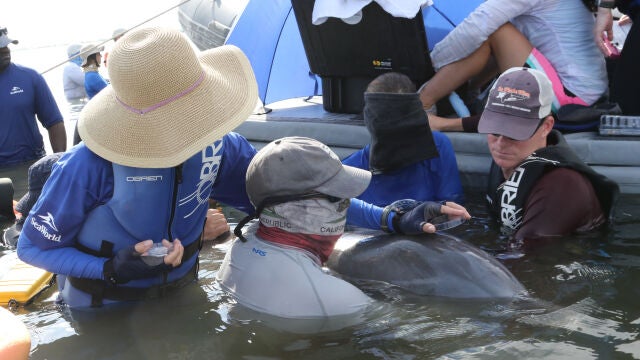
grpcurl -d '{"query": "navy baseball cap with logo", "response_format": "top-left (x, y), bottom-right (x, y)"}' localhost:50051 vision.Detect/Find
top-left (478, 67), bottom-right (553, 141)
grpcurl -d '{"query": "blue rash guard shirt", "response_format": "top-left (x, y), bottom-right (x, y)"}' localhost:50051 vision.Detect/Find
top-left (17, 132), bottom-right (257, 281)
top-left (0, 63), bottom-right (64, 167)
top-left (17, 130), bottom-right (394, 287)
top-left (342, 131), bottom-right (465, 207)
top-left (84, 71), bottom-right (108, 100)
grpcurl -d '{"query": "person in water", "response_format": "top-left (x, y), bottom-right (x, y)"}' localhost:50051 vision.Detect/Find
top-left (217, 136), bottom-right (374, 318)
top-left (478, 67), bottom-right (619, 246)
top-left (79, 43), bottom-right (108, 100)
top-left (342, 72), bottom-right (467, 208)
top-left (16, 27), bottom-right (259, 308)
top-left (62, 43), bottom-right (87, 102)
top-left (16, 27), bottom-right (448, 309)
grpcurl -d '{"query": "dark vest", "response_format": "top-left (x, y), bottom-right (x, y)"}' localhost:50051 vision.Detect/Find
top-left (486, 130), bottom-right (619, 232)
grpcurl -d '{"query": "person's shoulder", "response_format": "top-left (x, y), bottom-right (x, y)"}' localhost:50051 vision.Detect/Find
top-left (341, 146), bottom-right (368, 167)
top-left (58, 143), bottom-right (111, 170)
top-left (536, 167), bottom-right (593, 194)
top-left (542, 167), bottom-right (585, 181)
top-left (222, 131), bottom-right (249, 150)
top-left (11, 63), bottom-right (40, 76)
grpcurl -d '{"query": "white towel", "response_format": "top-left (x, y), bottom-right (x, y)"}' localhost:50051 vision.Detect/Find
top-left (312, 0), bottom-right (433, 25)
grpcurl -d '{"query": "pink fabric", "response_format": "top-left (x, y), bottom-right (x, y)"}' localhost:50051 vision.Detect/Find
top-left (526, 48), bottom-right (589, 113)
top-left (116, 72), bottom-right (205, 115)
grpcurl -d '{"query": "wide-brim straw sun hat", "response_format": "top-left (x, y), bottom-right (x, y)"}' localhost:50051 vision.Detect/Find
top-left (78, 26), bottom-right (258, 168)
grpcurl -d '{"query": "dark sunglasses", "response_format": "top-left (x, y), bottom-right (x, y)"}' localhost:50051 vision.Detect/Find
top-left (0, 28), bottom-right (7, 36)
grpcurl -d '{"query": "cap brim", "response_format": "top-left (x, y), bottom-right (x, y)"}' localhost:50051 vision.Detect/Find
top-left (0, 38), bottom-right (18, 48)
top-left (15, 192), bottom-right (36, 216)
top-left (314, 165), bottom-right (371, 200)
top-left (478, 109), bottom-right (539, 141)
top-left (2, 222), bottom-right (22, 248)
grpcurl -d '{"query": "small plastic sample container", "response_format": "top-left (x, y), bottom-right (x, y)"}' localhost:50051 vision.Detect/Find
top-left (430, 215), bottom-right (467, 231)
top-left (141, 243), bottom-right (173, 266)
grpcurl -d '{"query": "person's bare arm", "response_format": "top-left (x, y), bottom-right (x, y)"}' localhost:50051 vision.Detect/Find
top-left (47, 122), bottom-right (67, 153)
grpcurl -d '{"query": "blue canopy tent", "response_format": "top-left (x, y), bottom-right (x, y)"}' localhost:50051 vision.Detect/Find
top-left (225, 0), bottom-right (320, 108)
top-left (225, 0), bottom-right (483, 108)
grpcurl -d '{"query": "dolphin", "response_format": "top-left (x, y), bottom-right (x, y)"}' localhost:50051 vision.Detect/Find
top-left (326, 230), bottom-right (526, 299)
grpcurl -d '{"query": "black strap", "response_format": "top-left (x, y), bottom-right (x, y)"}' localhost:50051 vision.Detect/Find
top-left (76, 240), bottom-right (114, 258)
top-left (76, 233), bottom-right (203, 259)
top-left (70, 232), bottom-right (202, 307)
top-left (67, 259), bottom-right (199, 307)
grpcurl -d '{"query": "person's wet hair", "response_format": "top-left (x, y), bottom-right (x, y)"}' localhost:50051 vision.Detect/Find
top-left (366, 72), bottom-right (416, 93)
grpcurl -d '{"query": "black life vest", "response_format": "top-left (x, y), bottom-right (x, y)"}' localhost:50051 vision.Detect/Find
top-left (486, 130), bottom-right (619, 232)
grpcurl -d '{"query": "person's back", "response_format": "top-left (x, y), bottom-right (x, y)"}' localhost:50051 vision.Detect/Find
top-left (62, 43), bottom-right (86, 102)
top-left (218, 224), bottom-right (371, 318)
top-left (342, 72), bottom-right (465, 206)
top-left (217, 137), bottom-right (373, 319)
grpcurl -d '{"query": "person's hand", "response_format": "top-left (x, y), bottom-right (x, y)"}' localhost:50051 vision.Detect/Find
top-left (619, 14), bottom-right (632, 26)
top-left (389, 201), bottom-right (471, 234)
top-left (161, 239), bottom-right (184, 267)
top-left (440, 201), bottom-right (471, 220)
top-left (594, 7), bottom-right (614, 56)
top-left (103, 239), bottom-right (183, 284)
top-left (203, 208), bottom-right (231, 242)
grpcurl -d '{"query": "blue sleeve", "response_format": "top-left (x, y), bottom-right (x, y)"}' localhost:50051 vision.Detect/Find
top-left (33, 70), bottom-right (63, 128)
top-left (17, 145), bottom-right (114, 280)
top-left (341, 146), bottom-right (368, 169)
top-left (85, 72), bottom-right (109, 99)
top-left (211, 132), bottom-right (258, 214)
top-left (346, 198), bottom-right (395, 231)
top-left (432, 132), bottom-right (465, 204)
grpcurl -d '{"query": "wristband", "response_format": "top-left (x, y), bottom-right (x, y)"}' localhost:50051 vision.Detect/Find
top-left (380, 206), bottom-right (394, 233)
top-left (598, 0), bottom-right (616, 8)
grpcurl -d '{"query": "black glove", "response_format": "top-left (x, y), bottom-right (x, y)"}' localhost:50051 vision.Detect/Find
top-left (386, 200), bottom-right (443, 235)
top-left (103, 246), bottom-right (172, 285)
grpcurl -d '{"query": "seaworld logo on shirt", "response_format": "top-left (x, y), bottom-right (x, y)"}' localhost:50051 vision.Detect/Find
top-left (31, 212), bottom-right (61, 242)
top-left (10, 86), bottom-right (24, 95)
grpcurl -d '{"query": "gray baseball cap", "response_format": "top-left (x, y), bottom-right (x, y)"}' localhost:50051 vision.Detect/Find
top-left (246, 137), bottom-right (371, 208)
top-left (478, 67), bottom-right (553, 140)
top-left (0, 27), bottom-right (18, 48)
